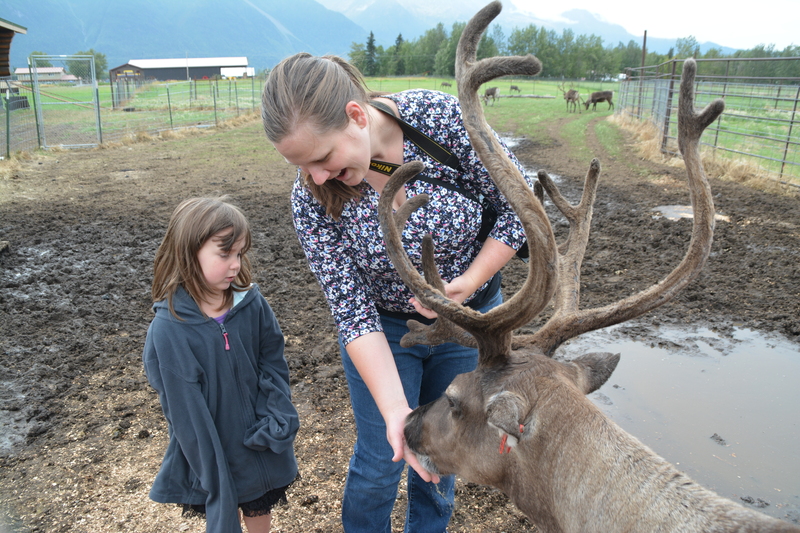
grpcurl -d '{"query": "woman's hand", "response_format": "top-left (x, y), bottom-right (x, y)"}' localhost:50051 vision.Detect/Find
top-left (410, 237), bottom-right (517, 318)
top-left (386, 406), bottom-right (441, 484)
top-left (409, 273), bottom-right (478, 319)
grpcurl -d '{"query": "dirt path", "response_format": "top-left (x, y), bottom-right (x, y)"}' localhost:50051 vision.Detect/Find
top-left (1, 113), bottom-right (798, 532)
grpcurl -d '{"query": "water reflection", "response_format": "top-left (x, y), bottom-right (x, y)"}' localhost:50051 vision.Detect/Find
top-left (556, 323), bottom-right (800, 522)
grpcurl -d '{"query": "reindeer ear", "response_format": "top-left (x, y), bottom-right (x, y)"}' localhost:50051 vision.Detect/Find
top-left (569, 352), bottom-right (620, 394)
top-left (486, 391), bottom-right (528, 448)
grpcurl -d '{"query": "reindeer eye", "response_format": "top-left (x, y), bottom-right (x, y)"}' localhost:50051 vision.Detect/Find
top-left (446, 395), bottom-right (463, 417)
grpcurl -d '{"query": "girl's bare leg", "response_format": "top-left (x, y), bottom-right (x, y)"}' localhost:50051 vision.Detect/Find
top-left (242, 512), bottom-right (272, 533)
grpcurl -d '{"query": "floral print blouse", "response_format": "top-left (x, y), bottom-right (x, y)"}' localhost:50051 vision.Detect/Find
top-left (290, 89), bottom-right (535, 345)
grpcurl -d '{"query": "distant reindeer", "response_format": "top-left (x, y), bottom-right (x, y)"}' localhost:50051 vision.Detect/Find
top-left (558, 82), bottom-right (581, 113)
top-left (440, 81), bottom-right (452, 88)
top-left (584, 90), bottom-right (614, 111)
top-left (509, 84), bottom-right (521, 93)
top-left (378, 2), bottom-right (800, 532)
top-left (482, 86), bottom-right (498, 105)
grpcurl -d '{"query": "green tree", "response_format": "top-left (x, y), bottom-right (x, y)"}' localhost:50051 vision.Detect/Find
top-left (675, 36), bottom-right (699, 59)
top-left (29, 51), bottom-right (52, 67)
top-left (489, 24), bottom-right (507, 56)
top-left (408, 23), bottom-right (447, 75)
top-left (507, 25), bottom-right (538, 56)
top-left (72, 49), bottom-right (108, 79)
top-left (364, 32), bottom-right (378, 76)
top-left (477, 28), bottom-right (500, 60)
top-left (348, 42), bottom-right (367, 73)
top-left (434, 22), bottom-right (464, 77)
top-left (393, 34), bottom-right (406, 75)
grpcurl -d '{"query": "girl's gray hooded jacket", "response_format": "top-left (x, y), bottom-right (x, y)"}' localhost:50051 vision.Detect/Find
top-left (143, 284), bottom-right (298, 533)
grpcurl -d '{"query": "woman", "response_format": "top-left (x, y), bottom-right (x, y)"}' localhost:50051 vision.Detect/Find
top-left (261, 53), bottom-right (534, 533)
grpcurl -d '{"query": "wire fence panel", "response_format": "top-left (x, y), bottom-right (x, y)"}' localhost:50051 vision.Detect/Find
top-left (30, 55), bottom-right (101, 149)
top-left (7, 58), bottom-right (263, 152)
top-left (100, 77), bottom-right (261, 142)
top-left (1, 77), bottom-right (39, 158)
top-left (618, 57), bottom-right (800, 186)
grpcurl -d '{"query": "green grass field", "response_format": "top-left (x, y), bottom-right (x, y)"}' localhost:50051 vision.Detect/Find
top-left (9, 76), bottom-right (798, 184)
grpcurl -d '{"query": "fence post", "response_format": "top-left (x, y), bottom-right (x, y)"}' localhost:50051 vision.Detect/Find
top-left (234, 81), bottom-right (239, 116)
top-left (167, 86), bottom-right (174, 130)
top-left (780, 84), bottom-right (800, 179)
top-left (91, 58), bottom-right (103, 145)
top-left (213, 84), bottom-right (218, 127)
top-left (713, 60), bottom-right (732, 149)
top-left (5, 95), bottom-right (10, 159)
top-left (660, 60), bottom-right (678, 154)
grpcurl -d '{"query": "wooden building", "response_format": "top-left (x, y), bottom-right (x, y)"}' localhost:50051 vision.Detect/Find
top-left (0, 17), bottom-right (27, 78)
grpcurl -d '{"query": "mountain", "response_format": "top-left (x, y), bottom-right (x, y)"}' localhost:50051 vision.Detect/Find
top-left (521, 8), bottom-right (736, 55)
top-left (2, 0), bottom-right (738, 74)
top-left (318, 0), bottom-right (736, 55)
top-left (2, 0), bottom-right (369, 72)
top-left (339, 0), bottom-right (428, 46)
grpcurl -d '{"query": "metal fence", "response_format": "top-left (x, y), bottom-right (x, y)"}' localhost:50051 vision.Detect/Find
top-left (100, 76), bottom-right (262, 142)
top-left (29, 55), bottom-right (102, 149)
top-left (617, 57), bottom-right (800, 186)
top-left (1, 78), bottom-right (39, 157)
top-left (1, 55), bottom-right (264, 157)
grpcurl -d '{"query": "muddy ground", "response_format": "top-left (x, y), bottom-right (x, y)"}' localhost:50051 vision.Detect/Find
top-left (0, 111), bottom-right (798, 533)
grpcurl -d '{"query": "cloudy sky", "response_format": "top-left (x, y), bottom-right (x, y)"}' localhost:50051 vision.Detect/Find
top-left (320, 0), bottom-right (797, 51)
top-left (512, 0), bottom-right (797, 50)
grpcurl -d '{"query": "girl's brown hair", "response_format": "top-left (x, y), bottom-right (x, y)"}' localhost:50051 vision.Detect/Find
top-left (152, 197), bottom-right (252, 318)
top-left (261, 53), bottom-right (371, 219)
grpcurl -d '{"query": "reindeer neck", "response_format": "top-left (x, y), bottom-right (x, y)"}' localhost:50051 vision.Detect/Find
top-left (510, 386), bottom-right (794, 532)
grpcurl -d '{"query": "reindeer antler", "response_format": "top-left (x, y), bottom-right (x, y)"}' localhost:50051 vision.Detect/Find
top-left (523, 58), bottom-right (724, 356)
top-left (379, 1), bottom-right (722, 367)
top-left (378, 0), bottom-right (557, 366)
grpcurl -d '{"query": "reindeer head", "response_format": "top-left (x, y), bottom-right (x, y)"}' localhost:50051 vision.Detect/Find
top-left (378, 0), bottom-right (723, 487)
top-left (404, 350), bottom-right (619, 485)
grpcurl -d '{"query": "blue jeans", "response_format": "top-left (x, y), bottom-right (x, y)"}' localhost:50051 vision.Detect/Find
top-left (339, 287), bottom-right (503, 533)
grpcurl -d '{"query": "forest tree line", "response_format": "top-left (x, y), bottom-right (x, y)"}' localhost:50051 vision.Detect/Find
top-left (348, 22), bottom-right (800, 81)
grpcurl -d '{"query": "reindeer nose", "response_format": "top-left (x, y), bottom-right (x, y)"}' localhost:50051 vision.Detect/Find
top-left (403, 410), bottom-right (424, 451)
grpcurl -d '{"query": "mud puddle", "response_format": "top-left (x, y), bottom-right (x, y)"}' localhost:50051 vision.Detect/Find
top-left (556, 323), bottom-right (800, 522)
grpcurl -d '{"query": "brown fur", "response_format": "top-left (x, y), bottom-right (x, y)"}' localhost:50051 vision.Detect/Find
top-left (558, 83), bottom-right (581, 113)
top-left (482, 86), bottom-right (499, 105)
top-left (584, 90), bottom-right (614, 111)
top-left (377, 1), bottom-right (799, 531)
top-left (509, 84), bottom-right (521, 93)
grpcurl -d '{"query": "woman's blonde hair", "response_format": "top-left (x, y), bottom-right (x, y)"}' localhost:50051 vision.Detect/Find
top-left (261, 53), bottom-right (371, 219)
top-left (152, 197), bottom-right (252, 318)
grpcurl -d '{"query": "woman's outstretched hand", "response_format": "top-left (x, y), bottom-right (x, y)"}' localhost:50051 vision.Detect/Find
top-left (386, 406), bottom-right (440, 484)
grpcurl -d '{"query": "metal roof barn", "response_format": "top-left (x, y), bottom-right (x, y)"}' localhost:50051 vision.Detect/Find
top-left (109, 57), bottom-right (249, 81)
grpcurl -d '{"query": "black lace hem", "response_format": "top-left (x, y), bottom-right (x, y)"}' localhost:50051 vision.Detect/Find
top-left (180, 477), bottom-right (297, 519)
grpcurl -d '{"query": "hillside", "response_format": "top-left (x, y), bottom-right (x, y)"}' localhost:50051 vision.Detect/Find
top-left (2, 0), bottom-right (736, 73)
top-left (1, 0), bottom-right (368, 71)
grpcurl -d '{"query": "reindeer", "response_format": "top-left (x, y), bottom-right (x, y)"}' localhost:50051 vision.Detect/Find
top-left (558, 82), bottom-right (581, 113)
top-left (584, 89), bottom-right (614, 111)
top-left (441, 81), bottom-right (452, 88)
top-left (509, 84), bottom-right (521, 93)
top-left (482, 86), bottom-right (498, 105)
top-left (378, 2), bottom-right (800, 532)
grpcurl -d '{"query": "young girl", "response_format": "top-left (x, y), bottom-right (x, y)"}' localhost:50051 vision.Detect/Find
top-left (143, 197), bottom-right (299, 533)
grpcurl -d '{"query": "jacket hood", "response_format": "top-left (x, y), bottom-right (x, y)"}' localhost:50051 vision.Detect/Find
top-left (152, 284), bottom-right (256, 324)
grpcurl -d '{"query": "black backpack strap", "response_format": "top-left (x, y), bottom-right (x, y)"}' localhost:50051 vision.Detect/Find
top-left (368, 100), bottom-right (503, 246)
top-left (369, 100), bottom-right (463, 172)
